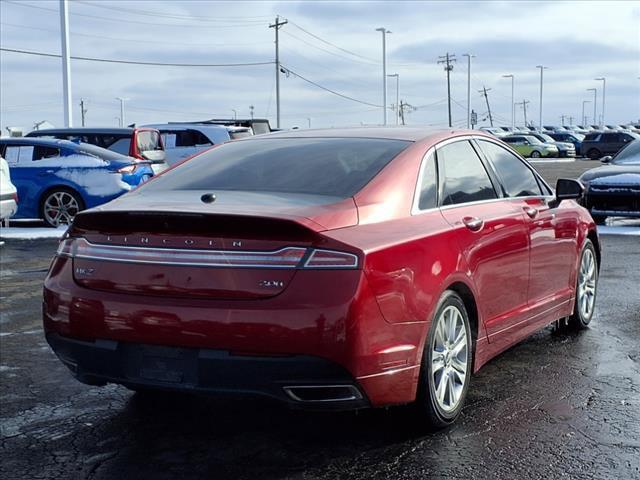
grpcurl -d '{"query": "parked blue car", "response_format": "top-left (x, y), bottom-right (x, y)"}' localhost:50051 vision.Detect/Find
top-left (0, 138), bottom-right (153, 226)
top-left (548, 132), bottom-right (585, 156)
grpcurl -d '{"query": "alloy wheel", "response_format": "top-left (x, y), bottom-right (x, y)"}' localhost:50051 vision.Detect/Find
top-left (577, 248), bottom-right (597, 319)
top-left (431, 305), bottom-right (469, 413)
top-left (44, 191), bottom-right (80, 227)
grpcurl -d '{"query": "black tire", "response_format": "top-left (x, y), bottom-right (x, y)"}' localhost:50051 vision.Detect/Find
top-left (587, 148), bottom-right (601, 160)
top-left (591, 213), bottom-right (607, 225)
top-left (40, 188), bottom-right (84, 228)
top-left (568, 240), bottom-right (598, 329)
top-left (530, 150), bottom-right (541, 158)
top-left (415, 290), bottom-right (473, 429)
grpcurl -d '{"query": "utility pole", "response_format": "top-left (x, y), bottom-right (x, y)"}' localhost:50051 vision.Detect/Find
top-left (116, 97), bottom-right (128, 127)
top-left (249, 105), bottom-right (254, 120)
top-left (60, 0), bottom-right (73, 127)
top-left (438, 53), bottom-right (456, 127)
top-left (387, 74), bottom-right (399, 125)
top-left (582, 100), bottom-right (590, 126)
top-left (595, 77), bottom-right (606, 128)
top-left (568, 116), bottom-right (574, 125)
top-left (536, 65), bottom-right (547, 129)
top-left (269, 16), bottom-right (287, 129)
top-left (515, 100), bottom-right (530, 126)
top-left (587, 88), bottom-right (597, 125)
top-left (462, 53), bottom-right (474, 129)
top-left (502, 74), bottom-right (515, 129)
top-left (560, 114), bottom-right (566, 126)
top-left (479, 86), bottom-right (493, 127)
top-left (398, 100), bottom-right (415, 125)
top-left (79, 98), bottom-right (87, 126)
top-left (376, 28), bottom-right (391, 125)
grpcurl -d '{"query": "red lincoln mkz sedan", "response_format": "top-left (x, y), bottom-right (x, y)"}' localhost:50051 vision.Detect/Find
top-left (43, 128), bottom-right (600, 427)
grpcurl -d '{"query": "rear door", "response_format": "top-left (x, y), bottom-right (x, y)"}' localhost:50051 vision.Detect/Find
top-left (436, 139), bottom-right (530, 339)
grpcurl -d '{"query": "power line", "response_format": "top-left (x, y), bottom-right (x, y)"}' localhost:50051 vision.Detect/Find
top-left (0, 22), bottom-right (266, 48)
top-left (1, 47), bottom-right (274, 67)
top-left (280, 30), bottom-right (378, 67)
top-left (288, 21), bottom-right (380, 64)
top-left (3, 1), bottom-right (264, 29)
top-left (73, 0), bottom-right (273, 22)
top-left (281, 65), bottom-right (383, 108)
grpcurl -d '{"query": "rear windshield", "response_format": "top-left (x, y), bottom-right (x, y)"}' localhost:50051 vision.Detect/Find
top-left (137, 130), bottom-right (163, 152)
top-left (142, 137), bottom-right (411, 197)
top-left (75, 143), bottom-right (130, 162)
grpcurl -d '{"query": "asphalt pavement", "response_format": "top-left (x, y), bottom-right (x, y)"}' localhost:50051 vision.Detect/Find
top-left (1, 157), bottom-right (639, 479)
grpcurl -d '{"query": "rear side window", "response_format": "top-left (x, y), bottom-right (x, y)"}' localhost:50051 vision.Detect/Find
top-left (476, 140), bottom-right (542, 197)
top-left (33, 146), bottom-right (61, 160)
top-left (142, 137), bottom-right (411, 198)
top-left (437, 140), bottom-right (497, 206)
top-left (604, 133), bottom-right (620, 142)
top-left (585, 133), bottom-right (600, 141)
top-left (417, 152), bottom-right (437, 210)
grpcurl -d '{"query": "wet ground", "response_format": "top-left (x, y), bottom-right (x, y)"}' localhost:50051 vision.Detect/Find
top-left (1, 159), bottom-right (639, 479)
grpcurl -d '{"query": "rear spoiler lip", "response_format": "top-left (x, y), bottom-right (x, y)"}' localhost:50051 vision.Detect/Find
top-left (70, 208), bottom-right (330, 233)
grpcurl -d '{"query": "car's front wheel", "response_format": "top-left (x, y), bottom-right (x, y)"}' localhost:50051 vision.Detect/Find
top-left (415, 290), bottom-right (472, 429)
top-left (530, 150), bottom-right (541, 158)
top-left (568, 239), bottom-right (598, 329)
top-left (41, 188), bottom-right (84, 227)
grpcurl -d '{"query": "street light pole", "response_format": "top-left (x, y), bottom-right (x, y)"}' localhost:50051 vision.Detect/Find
top-left (587, 88), bottom-right (597, 125)
top-left (595, 77), bottom-right (606, 128)
top-left (387, 74), bottom-right (399, 125)
top-left (502, 74), bottom-right (514, 129)
top-left (582, 100), bottom-right (590, 126)
top-left (115, 97), bottom-right (128, 127)
top-left (59, 0), bottom-right (73, 127)
top-left (536, 65), bottom-right (547, 129)
top-left (376, 27), bottom-right (391, 125)
top-left (462, 54), bottom-right (474, 129)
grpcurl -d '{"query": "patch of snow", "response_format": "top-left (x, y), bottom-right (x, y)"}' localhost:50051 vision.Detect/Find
top-left (0, 226), bottom-right (67, 240)
top-left (54, 167), bottom-right (131, 197)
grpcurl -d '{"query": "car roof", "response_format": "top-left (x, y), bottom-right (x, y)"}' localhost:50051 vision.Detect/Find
top-left (143, 123), bottom-right (228, 132)
top-left (0, 137), bottom-right (81, 148)
top-left (252, 126), bottom-right (462, 142)
top-left (26, 127), bottom-right (152, 135)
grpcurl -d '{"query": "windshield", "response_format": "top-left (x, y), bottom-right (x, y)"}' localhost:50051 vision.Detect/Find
top-left (613, 139), bottom-right (640, 165)
top-left (538, 134), bottom-right (554, 143)
top-left (141, 137), bottom-right (411, 197)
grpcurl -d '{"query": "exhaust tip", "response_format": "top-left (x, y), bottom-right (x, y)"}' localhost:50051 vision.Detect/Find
top-left (283, 384), bottom-right (362, 403)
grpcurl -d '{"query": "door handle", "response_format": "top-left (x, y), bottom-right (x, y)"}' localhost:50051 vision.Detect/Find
top-left (37, 170), bottom-right (55, 176)
top-left (462, 216), bottom-right (484, 232)
top-left (523, 206), bottom-right (538, 218)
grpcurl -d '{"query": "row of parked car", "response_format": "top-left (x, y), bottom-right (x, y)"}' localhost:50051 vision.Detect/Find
top-left (0, 119), bottom-right (269, 226)
top-left (480, 124), bottom-right (640, 159)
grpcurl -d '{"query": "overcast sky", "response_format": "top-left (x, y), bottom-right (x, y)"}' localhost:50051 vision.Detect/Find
top-left (1, 0), bottom-right (639, 133)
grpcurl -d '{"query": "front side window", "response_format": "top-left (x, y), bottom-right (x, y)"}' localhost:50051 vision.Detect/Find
top-left (141, 137), bottom-right (411, 198)
top-left (437, 140), bottom-right (497, 206)
top-left (476, 140), bottom-right (542, 197)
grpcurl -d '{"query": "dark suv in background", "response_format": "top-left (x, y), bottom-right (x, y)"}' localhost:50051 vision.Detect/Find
top-left (581, 131), bottom-right (639, 160)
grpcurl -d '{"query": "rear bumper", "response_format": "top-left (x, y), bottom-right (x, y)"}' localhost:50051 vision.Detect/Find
top-left (46, 332), bottom-right (370, 410)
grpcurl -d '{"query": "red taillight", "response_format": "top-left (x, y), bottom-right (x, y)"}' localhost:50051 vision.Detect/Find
top-left (12, 192), bottom-right (18, 204)
top-left (304, 249), bottom-right (359, 269)
top-left (57, 238), bottom-right (359, 269)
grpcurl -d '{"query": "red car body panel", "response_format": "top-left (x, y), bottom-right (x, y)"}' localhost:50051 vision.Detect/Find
top-left (42, 128), bottom-right (599, 408)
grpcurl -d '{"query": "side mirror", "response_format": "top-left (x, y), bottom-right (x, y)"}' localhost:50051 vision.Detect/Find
top-left (600, 156), bottom-right (612, 164)
top-left (549, 178), bottom-right (584, 208)
top-left (140, 150), bottom-right (166, 163)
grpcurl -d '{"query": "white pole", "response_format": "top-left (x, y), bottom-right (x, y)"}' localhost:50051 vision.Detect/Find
top-left (376, 28), bottom-right (390, 125)
top-left (595, 77), bottom-right (606, 128)
top-left (395, 74), bottom-right (399, 125)
top-left (463, 54), bottom-right (474, 129)
top-left (116, 98), bottom-right (127, 127)
top-left (536, 65), bottom-right (546, 129)
top-left (59, 0), bottom-right (73, 127)
top-left (502, 74), bottom-right (514, 129)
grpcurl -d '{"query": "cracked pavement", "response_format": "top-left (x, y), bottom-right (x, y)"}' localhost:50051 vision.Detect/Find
top-left (1, 234), bottom-right (638, 479)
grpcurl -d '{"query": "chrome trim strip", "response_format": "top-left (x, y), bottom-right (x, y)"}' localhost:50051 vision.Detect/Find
top-left (303, 248), bottom-right (359, 269)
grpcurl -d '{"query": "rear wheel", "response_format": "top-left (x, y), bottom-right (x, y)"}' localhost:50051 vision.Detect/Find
top-left (530, 150), bottom-right (541, 158)
top-left (568, 240), bottom-right (598, 329)
top-left (41, 188), bottom-right (84, 227)
top-left (587, 148), bottom-right (601, 160)
top-left (415, 291), bottom-right (472, 429)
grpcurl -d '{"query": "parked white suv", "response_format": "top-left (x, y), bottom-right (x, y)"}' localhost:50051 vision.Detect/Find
top-left (0, 156), bottom-right (18, 221)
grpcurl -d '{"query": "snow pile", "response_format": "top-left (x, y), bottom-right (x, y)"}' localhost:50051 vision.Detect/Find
top-left (0, 226), bottom-right (67, 240)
